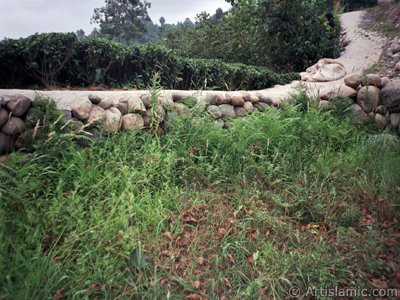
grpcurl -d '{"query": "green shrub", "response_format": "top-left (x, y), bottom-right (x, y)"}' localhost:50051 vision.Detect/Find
top-left (0, 33), bottom-right (299, 90)
top-left (340, 0), bottom-right (378, 11)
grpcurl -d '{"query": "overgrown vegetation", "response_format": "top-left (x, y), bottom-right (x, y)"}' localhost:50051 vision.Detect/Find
top-left (161, 0), bottom-right (342, 71)
top-left (0, 33), bottom-right (298, 89)
top-left (1, 93), bottom-right (399, 299)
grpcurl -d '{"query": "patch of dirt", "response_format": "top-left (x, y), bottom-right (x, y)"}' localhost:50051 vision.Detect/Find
top-left (361, 1), bottom-right (400, 79)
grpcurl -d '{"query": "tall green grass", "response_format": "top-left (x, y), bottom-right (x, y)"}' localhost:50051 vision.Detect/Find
top-left (1, 97), bottom-right (399, 299)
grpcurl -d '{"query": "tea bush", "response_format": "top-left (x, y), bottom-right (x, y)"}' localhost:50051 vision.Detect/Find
top-left (0, 33), bottom-right (299, 90)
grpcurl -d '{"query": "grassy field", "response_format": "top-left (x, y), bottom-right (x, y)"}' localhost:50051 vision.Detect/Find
top-left (1, 94), bottom-right (399, 299)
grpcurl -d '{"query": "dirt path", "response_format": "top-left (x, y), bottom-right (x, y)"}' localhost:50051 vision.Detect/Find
top-left (0, 10), bottom-right (388, 109)
top-left (260, 10), bottom-right (387, 103)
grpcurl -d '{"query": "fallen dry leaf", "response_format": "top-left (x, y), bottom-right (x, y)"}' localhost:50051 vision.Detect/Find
top-left (54, 288), bottom-right (65, 300)
top-left (192, 281), bottom-right (201, 289)
top-left (164, 232), bottom-right (173, 241)
top-left (197, 257), bottom-right (205, 265)
top-left (370, 278), bottom-right (389, 290)
top-left (186, 294), bottom-right (202, 300)
top-left (218, 228), bottom-right (227, 235)
top-left (227, 253), bottom-right (236, 265)
top-left (224, 278), bottom-right (232, 289)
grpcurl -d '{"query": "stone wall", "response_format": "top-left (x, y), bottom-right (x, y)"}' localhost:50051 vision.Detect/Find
top-left (319, 73), bottom-right (400, 130)
top-left (1, 76), bottom-right (400, 155)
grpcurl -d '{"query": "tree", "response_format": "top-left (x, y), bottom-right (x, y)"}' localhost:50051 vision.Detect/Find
top-left (90, 28), bottom-right (101, 37)
top-left (159, 16), bottom-right (166, 25)
top-left (76, 29), bottom-right (86, 40)
top-left (91, 0), bottom-right (151, 43)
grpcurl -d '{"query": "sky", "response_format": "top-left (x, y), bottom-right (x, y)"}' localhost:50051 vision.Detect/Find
top-left (0, 0), bottom-right (232, 39)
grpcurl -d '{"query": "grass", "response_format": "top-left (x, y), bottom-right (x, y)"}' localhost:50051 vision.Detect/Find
top-left (1, 93), bottom-right (400, 299)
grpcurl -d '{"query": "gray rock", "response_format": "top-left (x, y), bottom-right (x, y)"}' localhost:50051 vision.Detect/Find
top-left (214, 119), bottom-right (224, 128)
top-left (117, 102), bottom-right (129, 116)
top-left (15, 129), bottom-right (35, 151)
top-left (390, 113), bottom-right (400, 128)
top-left (6, 94), bottom-right (32, 117)
top-left (381, 82), bottom-right (400, 112)
top-left (98, 98), bottom-right (114, 110)
top-left (375, 105), bottom-right (387, 115)
top-left (254, 102), bottom-right (270, 111)
top-left (0, 96), bottom-right (5, 108)
top-left (362, 74), bottom-right (383, 88)
top-left (88, 94), bottom-right (102, 104)
top-left (167, 102), bottom-right (187, 115)
top-left (243, 102), bottom-right (254, 113)
top-left (87, 106), bottom-right (106, 124)
top-left (0, 133), bottom-right (13, 154)
top-left (0, 108), bottom-right (9, 128)
top-left (127, 98), bottom-right (146, 114)
top-left (105, 107), bottom-right (122, 132)
top-left (349, 103), bottom-right (368, 124)
top-left (63, 109), bottom-right (72, 121)
top-left (210, 94), bottom-right (230, 106)
top-left (319, 100), bottom-right (334, 110)
top-left (257, 95), bottom-right (274, 105)
top-left (230, 95), bottom-right (245, 107)
top-left (344, 73), bottom-right (362, 89)
top-left (375, 113), bottom-right (387, 129)
top-left (122, 114), bottom-right (144, 131)
top-left (159, 93), bottom-right (174, 105)
top-left (140, 94), bottom-right (151, 108)
top-left (154, 106), bottom-right (166, 124)
top-left (72, 100), bottom-right (93, 121)
top-left (381, 77), bottom-right (391, 87)
top-left (234, 107), bottom-right (247, 117)
top-left (357, 86), bottom-right (380, 113)
top-left (206, 105), bottom-right (223, 120)
top-left (219, 104), bottom-right (236, 118)
top-left (1, 117), bottom-right (25, 136)
top-left (143, 109), bottom-right (152, 127)
top-left (248, 95), bottom-right (260, 104)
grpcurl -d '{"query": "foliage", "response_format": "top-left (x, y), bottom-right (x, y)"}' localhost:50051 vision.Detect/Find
top-left (340, 0), bottom-right (378, 11)
top-left (1, 94), bottom-right (399, 299)
top-left (0, 33), bottom-right (298, 90)
top-left (91, 0), bottom-right (150, 43)
top-left (162, 0), bottom-right (340, 71)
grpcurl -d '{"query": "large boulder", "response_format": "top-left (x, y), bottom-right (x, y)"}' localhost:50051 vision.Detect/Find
top-left (390, 113), bottom-right (400, 128)
top-left (348, 103), bottom-right (368, 124)
top-left (117, 102), bottom-right (129, 116)
top-left (6, 94), bottom-right (32, 117)
top-left (230, 95), bottom-right (245, 107)
top-left (127, 98), bottom-right (146, 113)
top-left (0, 133), bottom-right (13, 154)
top-left (98, 98), bottom-right (114, 110)
top-left (234, 107), bottom-right (247, 117)
top-left (210, 94), bottom-right (230, 106)
top-left (219, 104), bottom-right (236, 118)
top-left (362, 74), bottom-right (383, 88)
top-left (257, 94), bottom-right (274, 105)
top-left (207, 105), bottom-right (223, 120)
top-left (1, 117), bottom-right (25, 136)
top-left (121, 114), bottom-right (144, 131)
top-left (0, 108), bottom-right (8, 128)
top-left (344, 73), bottom-right (363, 89)
top-left (88, 94), bottom-right (102, 104)
top-left (243, 102), bottom-right (254, 113)
top-left (357, 86), bottom-right (380, 113)
top-left (380, 82), bottom-right (400, 112)
top-left (300, 58), bottom-right (346, 82)
top-left (375, 113), bottom-right (387, 129)
top-left (87, 106), bottom-right (106, 124)
top-left (104, 107), bottom-right (122, 132)
top-left (254, 102), bottom-right (270, 111)
top-left (320, 84), bottom-right (357, 100)
top-left (72, 100), bottom-right (93, 121)
top-left (15, 129), bottom-right (35, 151)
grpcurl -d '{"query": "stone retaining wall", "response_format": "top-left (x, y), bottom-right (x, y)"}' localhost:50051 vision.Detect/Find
top-left (1, 75), bottom-right (400, 155)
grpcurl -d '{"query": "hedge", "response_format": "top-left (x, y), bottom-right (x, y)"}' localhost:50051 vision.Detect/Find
top-left (0, 33), bottom-right (299, 90)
